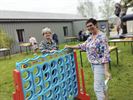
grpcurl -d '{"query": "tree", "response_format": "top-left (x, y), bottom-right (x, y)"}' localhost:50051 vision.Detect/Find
top-left (99, 0), bottom-right (115, 20)
top-left (0, 29), bottom-right (13, 48)
top-left (77, 0), bottom-right (96, 18)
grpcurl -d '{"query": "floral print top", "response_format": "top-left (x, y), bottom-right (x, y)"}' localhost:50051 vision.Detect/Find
top-left (78, 32), bottom-right (110, 64)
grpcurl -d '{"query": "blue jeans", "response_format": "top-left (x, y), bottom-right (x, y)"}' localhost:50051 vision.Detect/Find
top-left (91, 64), bottom-right (105, 100)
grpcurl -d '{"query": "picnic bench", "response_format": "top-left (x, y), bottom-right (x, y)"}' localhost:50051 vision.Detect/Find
top-left (109, 38), bottom-right (133, 54)
top-left (109, 33), bottom-right (133, 39)
top-left (79, 46), bottom-right (119, 69)
top-left (19, 42), bottom-right (31, 54)
top-left (0, 48), bottom-right (11, 59)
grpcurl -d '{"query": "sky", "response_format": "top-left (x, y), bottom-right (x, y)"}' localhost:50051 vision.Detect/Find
top-left (0, 0), bottom-right (121, 14)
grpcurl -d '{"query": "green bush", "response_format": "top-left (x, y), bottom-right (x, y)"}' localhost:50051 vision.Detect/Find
top-left (0, 29), bottom-right (13, 48)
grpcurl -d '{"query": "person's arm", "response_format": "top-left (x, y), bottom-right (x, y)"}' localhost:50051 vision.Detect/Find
top-left (101, 35), bottom-right (111, 79)
top-left (101, 35), bottom-right (110, 64)
top-left (65, 41), bottom-right (88, 51)
top-left (65, 45), bottom-right (80, 49)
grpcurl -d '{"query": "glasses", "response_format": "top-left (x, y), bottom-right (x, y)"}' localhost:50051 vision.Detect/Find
top-left (86, 24), bottom-right (93, 27)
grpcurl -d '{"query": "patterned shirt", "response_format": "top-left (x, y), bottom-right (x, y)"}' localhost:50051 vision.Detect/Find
top-left (39, 39), bottom-right (57, 54)
top-left (78, 32), bottom-right (110, 64)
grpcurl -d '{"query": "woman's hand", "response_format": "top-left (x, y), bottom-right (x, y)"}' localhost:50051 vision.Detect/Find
top-left (105, 71), bottom-right (112, 80)
top-left (65, 45), bottom-right (79, 50)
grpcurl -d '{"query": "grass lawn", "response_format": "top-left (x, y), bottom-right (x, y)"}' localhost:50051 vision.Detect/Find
top-left (0, 42), bottom-right (133, 100)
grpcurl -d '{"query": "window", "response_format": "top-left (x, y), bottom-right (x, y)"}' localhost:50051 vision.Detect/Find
top-left (63, 26), bottom-right (68, 36)
top-left (16, 29), bottom-right (24, 42)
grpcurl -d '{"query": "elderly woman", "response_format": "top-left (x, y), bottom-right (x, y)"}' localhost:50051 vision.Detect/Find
top-left (39, 27), bottom-right (58, 54)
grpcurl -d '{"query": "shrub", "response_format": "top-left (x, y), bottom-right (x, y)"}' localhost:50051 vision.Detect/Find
top-left (0, 29), bottom-right (13, 48)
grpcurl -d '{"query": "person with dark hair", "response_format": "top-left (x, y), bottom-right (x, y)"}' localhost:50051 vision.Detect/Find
top-left (52, 32), bottom-right (59, 49)
top-left (65, 18), bottom-right (111, 100)
top-left (114, 2), bottom-right (128, 34)
top-left (52, 33), bottom-right (59, 45)
top-left (39, 27), bottom-right (58, 54)
top-left (78, 30), bottom-right (83, 41)
top-left (83, 30), bottom-right (91, 41)
top-left (115, 3), bottom-right (123, 35)
top-left (114, 3), bottom-right (121, 17)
